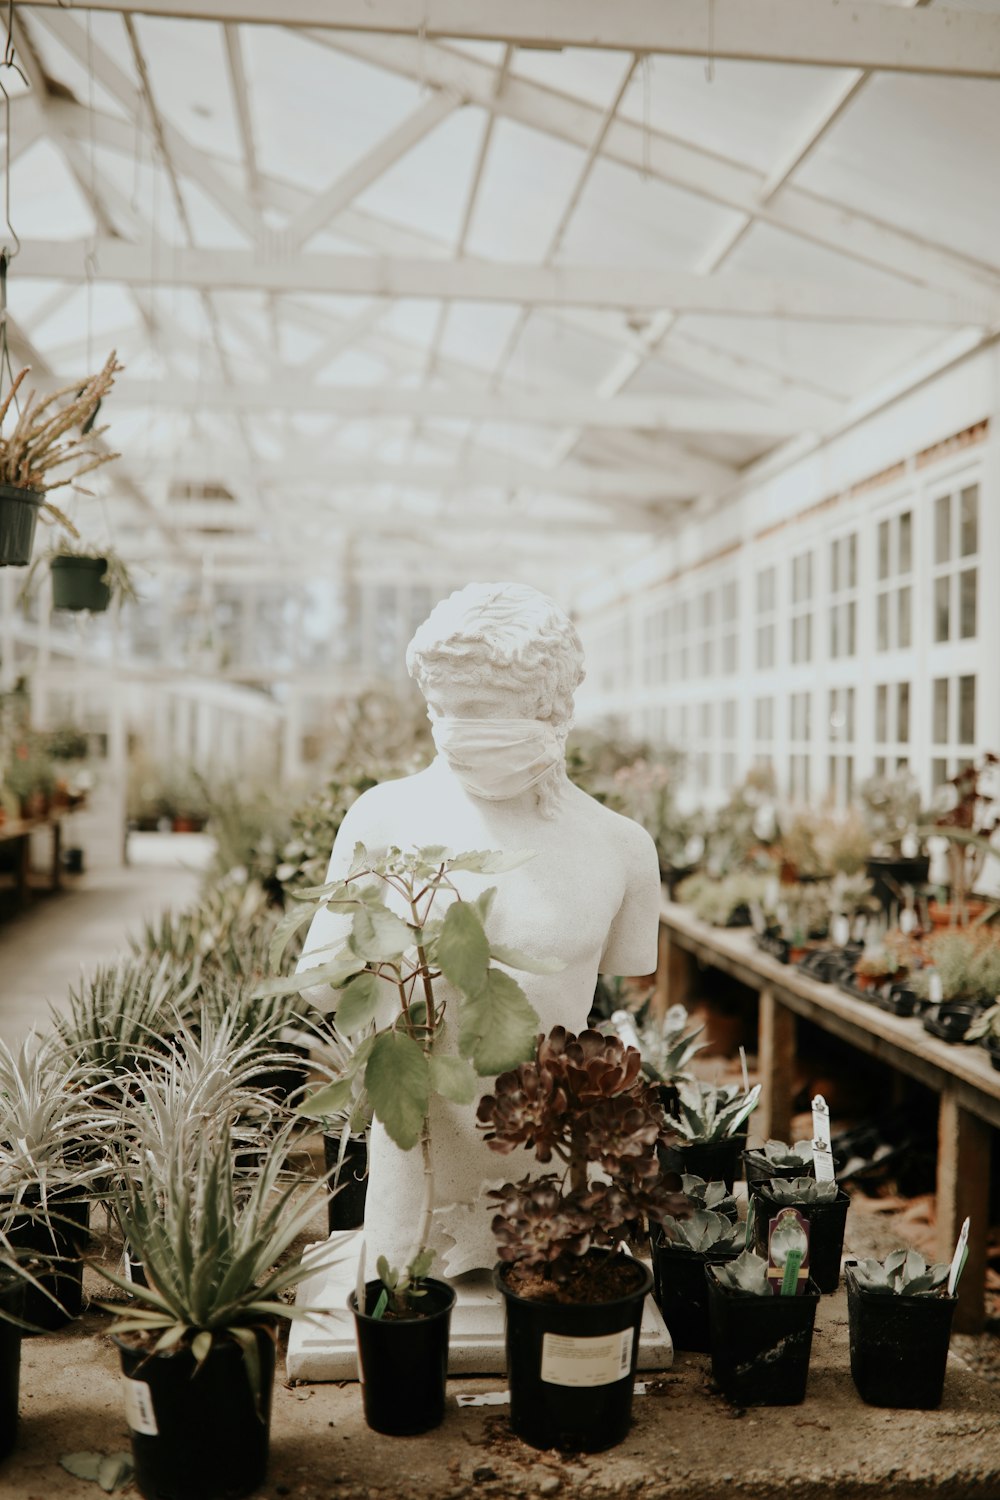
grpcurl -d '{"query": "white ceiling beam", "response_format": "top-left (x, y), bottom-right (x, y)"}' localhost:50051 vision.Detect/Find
top-left (19, 240), bottom-right (995, 324)
top-left (278, 90), bottom-right (457, 253)
top-left (105, 376), bottom-right (804, 435)
top-left (326, 32), bottom-right (1000, 303)
top-left (21, 0), bottom-right (1000, 78)
top-left (148, 498), bottom-right (667, 536)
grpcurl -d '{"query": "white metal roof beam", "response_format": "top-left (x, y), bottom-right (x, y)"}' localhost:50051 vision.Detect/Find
top-left (106, 379), bottom-right (809, 435)
top-left (19, 242), bottom-right (995, 324)
top-left (21, 0), bottom-right (1000, 78)
top-left (325, 32), bottom-right (1000, 302)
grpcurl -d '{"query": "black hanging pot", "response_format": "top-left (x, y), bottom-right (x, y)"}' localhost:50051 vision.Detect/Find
top-left (660, 1132), bottom-right (747, 1192)
top-left (0, 1270), bottom-right (25, 1461)
top-left (651, 1237), bottom-right (739, 1353)
top-left (0, 486), bottom-right (43, 567)
top-left (50, 555), bottom-right (111, 612)
top-left (707, 1267), bottom-right (820, 1405)
top-left (845, 1264), bottom-right (957, 1408)
top-left (116, 1324), bottom-right (276, 1500)
top-left (752, 1186), bottom-right (850, 1294)
top-left (4, 1188), bottom-right (89, 1330)
top-left (323, 1134), bottom-right (368, 1234)
top-left (350, 1276), bottom-right (454, 1436)
top-left (865, 855), bottom-right (931, 915)
top-left (495, 1254), bottom-right (651, 1453)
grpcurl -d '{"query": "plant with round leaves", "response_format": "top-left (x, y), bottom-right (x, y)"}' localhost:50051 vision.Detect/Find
top-left (743, 1140), bottom-right (816, 1177)
top-left (761, 1176), bottom-right (840, 1206)
top-left (658, 1208), bottom-right (742, 1254)
top-left (679, 1173), bottom-right (737, 1219)
top-left (478, 1027), bottom-right (674, 1283)
top-left (850, 1247), bottom-right (951, 1296)
top-left (264, 843), bottom-right (558, 1305)
top-left (666, 1078), bottom-right (760, 1145)
top-left (712, 1248), bottom-right (771, 1296)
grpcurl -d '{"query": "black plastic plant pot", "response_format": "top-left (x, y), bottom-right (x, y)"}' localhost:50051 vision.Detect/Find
top-left (707, 1268), bottom-right (820, 1406)
top-left (495, 1258), bottom-right (652, 1453)
top-left (116, 1326), bottom-right (276, 1500)
top-left (865, 855), bottom-right (931, 915)
top-left (923, 1002), bottom-right (982, 1044)
top-left (0, 1272), bottom-right (25, 1461)
top-left (845, 1265), bottom-right (957, 1408)
top-left (743, 1155), bottom-right (816, 1193)
top-left (752, 1187), bottom-right (849, 1294)
top-left (50, 555), bottom-right (111, 612)
top-left (651, 1238), bottom-right (739, 1353)
top-left (323, 1134), bottom-right (368, 1233)
top-left (0, 486), bottom-right (42, 567)
top-left (5, 1190), bottom-right (89, 1330)
top-left (351, 1276), bottom-right (455, 1436)
top-left (660, 1132), bottom-right (748, 1193)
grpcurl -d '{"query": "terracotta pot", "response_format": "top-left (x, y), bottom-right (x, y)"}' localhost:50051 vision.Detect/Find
top-left (928, 899), bottom-right (989, 928)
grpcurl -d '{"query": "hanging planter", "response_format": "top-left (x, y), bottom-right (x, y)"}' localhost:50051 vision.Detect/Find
top-left (350, 1276), bottom-right (455, 1436)
top-left (496, 1255), bottom-right (652, 1453)
top-left (50, 554), bottom-right (111, 612)
top-left (0, 486), bottom-right (43, 567)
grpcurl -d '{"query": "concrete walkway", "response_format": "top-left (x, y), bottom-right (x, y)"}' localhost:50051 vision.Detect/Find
top-left (0, 833), bottom-right (211, 1043)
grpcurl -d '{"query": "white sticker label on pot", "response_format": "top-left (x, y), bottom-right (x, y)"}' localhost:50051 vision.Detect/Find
top-left (540, 1329), bottom-right (633, 1388)
top-left (123, 1378), bottom-right (158, 1436)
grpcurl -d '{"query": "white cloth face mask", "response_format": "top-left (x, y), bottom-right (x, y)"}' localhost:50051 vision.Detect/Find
top-left (430, 716), bottom-right (563, 802)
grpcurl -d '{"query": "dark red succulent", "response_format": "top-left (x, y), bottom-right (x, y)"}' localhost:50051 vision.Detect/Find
top-left (478, 1027), bottom-right (671, 1278)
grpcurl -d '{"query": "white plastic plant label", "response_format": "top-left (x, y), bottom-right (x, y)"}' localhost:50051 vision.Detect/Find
top-left (540, 1328), bottom-right (633, 1388)
top-left (123, 1378), bottom-right (158, 1436)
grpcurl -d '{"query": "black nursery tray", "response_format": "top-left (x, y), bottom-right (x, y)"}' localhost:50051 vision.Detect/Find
top-left (796, 946), bottom-right (861, 985)
top-left (921, 1003), bottom-right (982, 1044)
top-left (872, 984), bottom-right (923, 1019)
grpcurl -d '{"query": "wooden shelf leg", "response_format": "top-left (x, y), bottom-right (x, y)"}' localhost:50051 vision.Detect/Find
top-left (653, 925), bottom-right (696, 1018)
top-left (757, 986), bottom-right (796, 1143)
top-left (937, 1089), bottom-right (992, 1334)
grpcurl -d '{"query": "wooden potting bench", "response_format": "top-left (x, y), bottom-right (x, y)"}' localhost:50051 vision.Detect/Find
top-left (656, 899), bottom-right (998, 1334)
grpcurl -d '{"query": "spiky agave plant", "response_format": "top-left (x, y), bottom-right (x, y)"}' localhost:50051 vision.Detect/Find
top-left (97, 1122), bottom-right (346, 1404)
top-left (666, 1079), bottom-right (761, 1145)
top-left (51, 954), bottom-right (193, 1089)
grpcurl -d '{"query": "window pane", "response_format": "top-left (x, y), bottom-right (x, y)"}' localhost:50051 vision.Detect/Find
top-left (934, 575), bottom-right (950, 642)
top-left (897, 682), bottom-right (910, 744)
top-left (933, 678), bottom-right (949, 743)
top-left (846, 601), bottom-right (856, 656)
top-left (847, 534), bottom-right (857, 589)
top-left (845, 758), bottom-right (854, 803)
top-left (960, 568), bottom-right (977, 638)
top-left (701, 639), bottom-right (713, 673)
top-left (932, 757), bottom-right (949, 789)
top-left (959, 675), bottom-right (976, 744)
top-left (829, 606), bottom-right (838, 658)
top-left (934, 494), bottom-right (951, 563)
top-left (877, 520), bottom-right (890, 581)
top-left (898, 585), bottom-right (912, 650)
top-left (830, 540), bottom-right (840, 594)
top-left (874, 756), bottom-right (886, 778)
top-left (875, 684), bottom-right (888, 743)
top-left (960, 485), bottom-right (978, 556)
top-left (700, 703), bottom-right (712, 737)
top-left (876, 593), bottom-right (889, 651)
top-left (846, 687), bottom-right (855, 741)
top-left (899, 511), bottom-right (912, 574)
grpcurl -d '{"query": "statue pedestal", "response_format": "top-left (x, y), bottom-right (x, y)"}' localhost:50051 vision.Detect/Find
top-left (286, 1232), bottom-right (674, 1382)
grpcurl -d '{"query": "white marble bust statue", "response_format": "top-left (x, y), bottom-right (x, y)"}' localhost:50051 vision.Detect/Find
top-left (298, 581), bottom-right (661, 1276)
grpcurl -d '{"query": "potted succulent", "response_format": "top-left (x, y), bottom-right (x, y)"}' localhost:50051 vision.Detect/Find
top-left (274, 844), bottom-right (550, 1438)
top-left (860, 770), bottom-right (929, 910)
top-left (846, 1249), bottom-right (956, 1408)
top-left (675, 870), bottom-right (769, 929)
top-left (651, 1186), bottom-right (742, 1352)
top-left (660, 1078), bottom-right (761, 1190)
top-left (742, 1139), bottom-right (817, 1192)
top-left (625, 1001), bottom-right (705, 1116)
top-left (968, 1002), bottom-right (1000, 1071)
top-left (96, 1123), bottom-right (345, 1500)
top-left (706, 1249), bottom-right (820, 1406)
top-left (913, 929), bottom-right (1000, 1042)
top-left (0, 1034), bottom-right (107, 1329)
top-left (853, 945), bottom-right (903, 992)
top-left (751, 1177), bottom-right (849, 1293)
top-left (0, 353), bottom-right (121, 567)
top-left (477, 1026), bottom-right (673, 1453)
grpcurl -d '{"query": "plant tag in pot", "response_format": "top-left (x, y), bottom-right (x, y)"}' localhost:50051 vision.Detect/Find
top-left (831, 914), bottom-right (850, 949)
top-left (928, 971), bottom-right (943, 1005)
top-left (811, 1094), bottom-right (835, 1183)
top-left (948, 1217), bottom-right (970, 1297)
top-left (123, 1378), bottom-right (158, 1437)
top-left (766, 1208), bottom-right (810, 1296)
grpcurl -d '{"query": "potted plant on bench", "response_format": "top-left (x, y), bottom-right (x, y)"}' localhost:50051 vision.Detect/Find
top-left (660, 1078), bottom-right (761, 1190)
top-left (846, 1248), bottom-right (957, 1408)
top-left (477, 1026), bottom-right (674, 1453)
top-left (707, 1247), bottom-right (821, 1406)
top-left (651, 1183), bottom-right (742, 1352)
top-left (750, 1177), bottom-right (849, 1293)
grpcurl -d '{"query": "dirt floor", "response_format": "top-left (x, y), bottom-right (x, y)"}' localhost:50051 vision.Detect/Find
top-left (4, 1196), bottom-right (1000, 1500)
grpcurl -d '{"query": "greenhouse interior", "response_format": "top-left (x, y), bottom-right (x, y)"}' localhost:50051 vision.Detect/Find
top-left (1, 2), bottom-right (1000, 1497)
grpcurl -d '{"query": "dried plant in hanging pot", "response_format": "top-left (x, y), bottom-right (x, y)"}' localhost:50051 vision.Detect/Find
top-left (0, 352), bottom-right (122, 566)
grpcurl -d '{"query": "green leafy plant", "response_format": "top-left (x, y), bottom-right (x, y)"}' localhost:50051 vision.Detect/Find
top-left (855, 947), bottom-right (902, 980)
top-left (96, 1124), bottom-right (346, 1404)
top-left (968, 1002), bottom-right (1000, 1045)
top-left (712, 1248), bottom-right (771, 1296)
top-left (679, 1173), bottom-right (737, 1218)
top-left (912, 929), bottom-right (1000, 1003)
top-left (51, 955), bottom-right (191, 1089)
top-left (372, 1249), bottom-right (435, 1319)
top-left (478, 1027), bottom-right (674, 1285)
top-left (850, 1248), bottom-right (950, 1296)
top-left (45, 725), bottom-right (90, 762)
top-left (274, 844), bottom-right (555, 1305)
top-left (635, 1004), bottom-right (705, 1086)
top-left (761, 1176), bottom-right (839, 1205)
top-left (658, 1207), bottom-right (741, 1254)
top-left (0, 1034), bottom-right (109, 1203)
top-left (666, 1079), bottom-right (760, 1145)
top-left (921, 754), bottom-right (1000, 923)
top-left (675, 870), bottom-right (770, 927)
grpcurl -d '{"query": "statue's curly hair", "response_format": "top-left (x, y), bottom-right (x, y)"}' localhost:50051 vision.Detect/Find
top-left (406, 582), bottom-right (585, 730)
